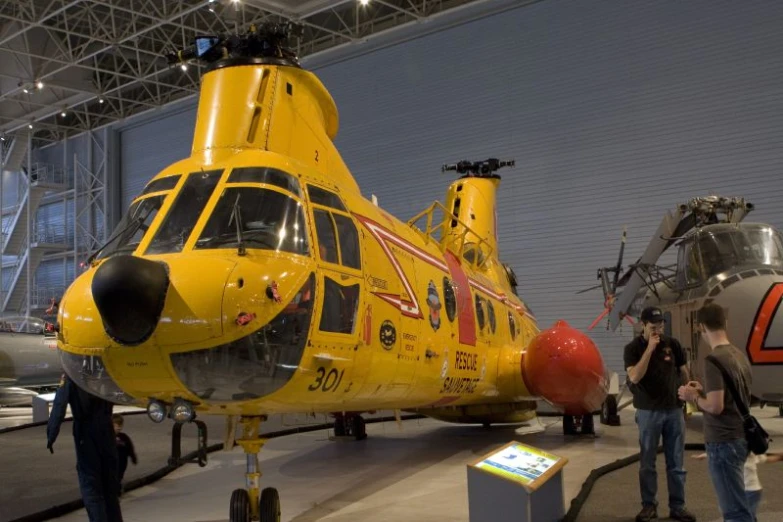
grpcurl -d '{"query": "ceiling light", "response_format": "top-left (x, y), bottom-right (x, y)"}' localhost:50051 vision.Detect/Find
top-left (98, 97), bottom-right (104, 104)
top-left (36, 80), bottom-right (44, 90)
top-left (28, 124), bottom-right (33, 129)
top-left (359, 0), bottom-right (369, 5)
top-left (180, 64), bottom-right (188, 72)
top-left (60, 111), bottom-right (67, 118)
top-left (22, 88), bottom-right (29, 94)
top-left (0, 136), bottom-right (5, 141)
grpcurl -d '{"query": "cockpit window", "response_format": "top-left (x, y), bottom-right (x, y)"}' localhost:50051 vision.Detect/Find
top-left (195, 187), bottom-right (309, 255)
top-left (695, 225), bottom-right (783, 279)
top-left (142, 175), bottom-right (180, 195)
top-left (96, 195), bottom-right (165, 260)
top-left (145, 170), bottom-right (222, 255)
top-left (307, 185), bottom-right (346, 211)
top-left (228, 167), bottom-right (301, 198)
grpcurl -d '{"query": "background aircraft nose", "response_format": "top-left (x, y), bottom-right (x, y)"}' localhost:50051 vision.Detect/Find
top-left (91, 255), bottom-right (169, 345)
top-left (521, 320), bottom-right (609, 415)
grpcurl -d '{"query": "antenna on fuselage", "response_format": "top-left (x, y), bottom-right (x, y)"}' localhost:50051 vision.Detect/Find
top-left (442, 158), bottom-right (515, 179)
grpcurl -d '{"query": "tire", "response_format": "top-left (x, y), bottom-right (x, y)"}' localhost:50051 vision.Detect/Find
top-left (260, 487), bottom-right (281, 522)
top-left (563, 415), bottom-right (576, 435)
top-left (334, 417), bottom-right (346, 437)
top-left (230, 488), bottom-right (251, 522)
top-left (601, 394), bottom-right (619, 426)
top-left (352, 415), bottom-right (367, 441)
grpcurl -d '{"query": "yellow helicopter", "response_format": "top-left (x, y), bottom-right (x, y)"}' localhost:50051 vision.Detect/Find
top-left (55, 23), bottom-right (609, 522)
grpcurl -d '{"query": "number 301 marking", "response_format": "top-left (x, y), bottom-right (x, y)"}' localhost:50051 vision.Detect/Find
top-left (308, 367), bottom-right (345, 392)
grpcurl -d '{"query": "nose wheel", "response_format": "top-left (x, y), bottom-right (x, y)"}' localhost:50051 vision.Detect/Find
top-left (229, 417), bottom-right (281, 522)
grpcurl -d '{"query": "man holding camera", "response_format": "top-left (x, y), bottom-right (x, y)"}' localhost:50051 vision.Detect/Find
top-left (625, 306), bottom-right (696, 522)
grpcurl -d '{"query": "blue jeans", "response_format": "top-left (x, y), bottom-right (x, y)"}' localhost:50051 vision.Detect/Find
top-left (635, 408), bottom-right (686, 510)
top-left (745, 489), bottom-right (761, 522)
top-left (706, 439), bottom-right (753, 522)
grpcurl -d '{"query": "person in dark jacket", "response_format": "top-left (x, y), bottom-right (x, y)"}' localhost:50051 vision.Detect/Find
top-left (47, 374), bottom-right (123, 522)
top-left (112, 413), bottom-right (137, 490)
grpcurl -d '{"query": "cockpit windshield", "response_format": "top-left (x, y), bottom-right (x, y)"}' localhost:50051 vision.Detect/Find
top-left (195, 187), bottom-right (309, 255)
top-left (95, 195), bottom-right (165, 260)
top-left (694, 225), bottom-right (783, 278)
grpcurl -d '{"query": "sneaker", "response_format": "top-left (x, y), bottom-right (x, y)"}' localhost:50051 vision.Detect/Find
top-left (635, 505), bottom-right (658, 522)
top-left (669, 507), bottom-right (696, 522)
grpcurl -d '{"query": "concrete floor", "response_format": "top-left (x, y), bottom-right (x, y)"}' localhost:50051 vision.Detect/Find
top-left (48, 408), bottom-right (652, 522)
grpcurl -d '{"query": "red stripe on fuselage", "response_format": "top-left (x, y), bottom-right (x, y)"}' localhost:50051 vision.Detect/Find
top-left (353, 213), bottom-right (528, 328)
top-left (444, 250), bottom-right (477, 346)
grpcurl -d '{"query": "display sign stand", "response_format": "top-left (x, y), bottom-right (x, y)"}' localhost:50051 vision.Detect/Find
top-left (466, 441), bottom-right (568, 522)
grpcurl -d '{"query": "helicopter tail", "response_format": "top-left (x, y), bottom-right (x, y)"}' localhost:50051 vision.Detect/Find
top-left (578, 226), bottom-right (635, 330)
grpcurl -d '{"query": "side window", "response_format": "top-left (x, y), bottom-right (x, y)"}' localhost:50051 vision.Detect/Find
top-left (475, 294), bottom-right (485, 331)
top-left (333, 214), bottom-right (361, 270)
top-left (319, 276), bottom-right (359, 334)
top-left (443, 278), bottom-right (456, 322)
top-left (678, 240), bottom-right (701, 288)
top-left (508, 311), bottom-right (516, 341)
top-left (314, 210), bottom-right (338, 263)
top-left (487, 301), bottom-right (496, 334)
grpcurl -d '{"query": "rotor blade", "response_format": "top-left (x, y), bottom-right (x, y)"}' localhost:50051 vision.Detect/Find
top-left (612, 226), bottom-right (628, 290)
top-left (576, 283), bottom-right (603, 295)
top-left (608, 205), bottom-right (686, 330)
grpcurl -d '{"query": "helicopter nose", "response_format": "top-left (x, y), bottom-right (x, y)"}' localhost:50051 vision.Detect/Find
top-left (91, 255), bottom-right (169, 345)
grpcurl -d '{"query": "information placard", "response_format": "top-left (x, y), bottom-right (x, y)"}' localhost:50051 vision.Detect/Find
top-left (469, 441), bottom-right (567, 491)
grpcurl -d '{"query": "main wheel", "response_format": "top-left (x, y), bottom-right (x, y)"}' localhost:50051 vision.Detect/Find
top-left (563, 415), bottom-right (576, 435)
top-left (334, 416), bottom-right (346, 437)
top-left (260, 487), bottom-right (281, 522)
top-left (230, 488), bottom-right (251, 522)
top-left (352, 415), bottom-right (367, 440)
top-left (601, 395), bottom-right (619, 426)
top-left (581, 414), bottom-right (595, 435)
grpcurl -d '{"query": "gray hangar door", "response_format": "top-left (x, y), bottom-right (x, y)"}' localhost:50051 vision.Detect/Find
top-left (120, 107), bottom-right (196, 211)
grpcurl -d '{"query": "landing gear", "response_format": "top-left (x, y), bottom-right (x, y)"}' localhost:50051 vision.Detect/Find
top-left (228, 416), bottom-right (281, 522)
top-left (563, 413), bottom-right (596, 436)
top-left (332, 412), bottom-right (367, 440)
top-left (600, 394), bottom-right (620, 426)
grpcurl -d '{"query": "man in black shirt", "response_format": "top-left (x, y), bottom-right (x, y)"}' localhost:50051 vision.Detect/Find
top-left (625, 307), bottom-right (696, 522)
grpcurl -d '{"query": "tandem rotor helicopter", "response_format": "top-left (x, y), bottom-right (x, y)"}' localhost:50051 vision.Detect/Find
top-left (55, 23), bottom-right (610, 522)
top-left (583, 194), bottom-right (783, 413)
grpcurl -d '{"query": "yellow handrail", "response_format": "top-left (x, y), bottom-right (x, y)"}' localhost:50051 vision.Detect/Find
top-left (407, 201), bottom-right (494, 269)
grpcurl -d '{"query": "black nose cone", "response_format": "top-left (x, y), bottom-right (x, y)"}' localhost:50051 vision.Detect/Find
top-left (91, 255), bottom-right (169, 345)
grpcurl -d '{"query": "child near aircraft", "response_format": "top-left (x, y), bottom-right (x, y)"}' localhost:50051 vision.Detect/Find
top-left (113, 413), bottom-right (138, 494)
top-left (692, 451), bottom-right (783, 520)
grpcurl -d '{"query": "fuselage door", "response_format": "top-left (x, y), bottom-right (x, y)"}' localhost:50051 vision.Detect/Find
top-left (306, 184), bottom-right (365, 399)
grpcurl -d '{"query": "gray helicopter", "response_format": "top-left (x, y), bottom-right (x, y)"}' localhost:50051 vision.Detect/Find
top-left (585, 195), bottom-right (783, 414)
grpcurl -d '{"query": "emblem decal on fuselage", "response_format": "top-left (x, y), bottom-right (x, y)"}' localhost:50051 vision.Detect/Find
top-left (379, 320), bottom-right (396, 350)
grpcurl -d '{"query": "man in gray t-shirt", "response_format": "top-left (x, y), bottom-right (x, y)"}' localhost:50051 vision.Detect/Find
top-left (679, 304), bottom-right (753, 522)
top-left (703, 344), bottom-right (752, 444)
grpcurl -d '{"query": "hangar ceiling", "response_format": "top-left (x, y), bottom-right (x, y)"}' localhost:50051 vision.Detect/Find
top-left (0, 0), bottom-right (488, 145)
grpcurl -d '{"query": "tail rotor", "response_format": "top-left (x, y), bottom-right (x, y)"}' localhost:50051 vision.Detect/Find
top-left (579, 226), bottom-right (635, 330)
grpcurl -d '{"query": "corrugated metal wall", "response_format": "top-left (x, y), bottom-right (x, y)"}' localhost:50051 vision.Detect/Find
top-left (115, 1), bottom-right (783, 374)
top-left (120, 107), bottom-right (196, 210)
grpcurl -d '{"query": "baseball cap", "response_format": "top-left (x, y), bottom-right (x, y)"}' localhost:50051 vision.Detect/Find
top-left (640, 306), bottom-right (664, 324)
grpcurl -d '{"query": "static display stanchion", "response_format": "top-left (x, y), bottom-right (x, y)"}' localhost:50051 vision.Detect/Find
top-left (467, 441), bottom-right (568, 522)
